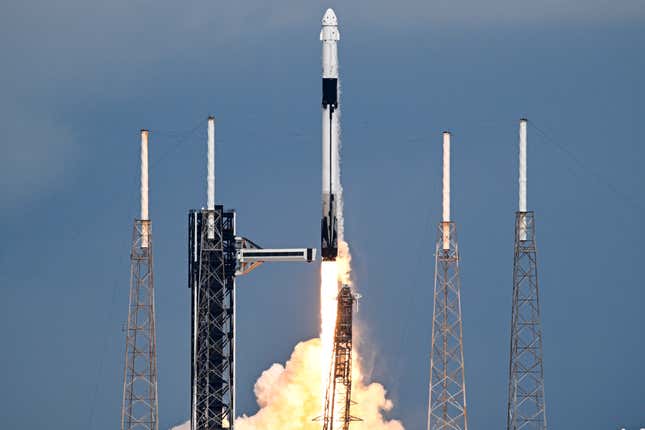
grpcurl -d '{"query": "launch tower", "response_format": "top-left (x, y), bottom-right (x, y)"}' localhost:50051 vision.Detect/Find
top-left (188, 117), bottom-right (315, 430)
top-left (427, 132), bottom-right (468, 430)
top-left (121, 130), bottom-right (159, 430)
top-left (506, 119), bottom-right (547, 430)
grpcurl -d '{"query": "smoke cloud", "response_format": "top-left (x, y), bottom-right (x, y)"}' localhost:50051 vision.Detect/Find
top-left (236, 338), bottom-right (404, 430)
top-left (170, 338), bottom-right (404, 430)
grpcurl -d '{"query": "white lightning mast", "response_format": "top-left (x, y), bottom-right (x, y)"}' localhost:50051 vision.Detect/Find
top-left (442, 131), bottom-right (451, 250)
top-left (140, 129), bottom-right (150, 248)
top-left (207, 116), bottom-right (215, 239)
top-left (519, 118), bottom-right (528, 240)
top-left (122, 128), bottom-right (158, 430)
top-left (427, 130), bottom-right (468, 430)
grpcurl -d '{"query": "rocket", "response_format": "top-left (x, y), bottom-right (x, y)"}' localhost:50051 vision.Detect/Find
top-left (320, 8), bottom-right (340, 261)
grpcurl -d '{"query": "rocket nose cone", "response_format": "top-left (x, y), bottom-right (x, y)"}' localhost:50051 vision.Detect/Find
top-left (322, 8), bottom-right (338, 26)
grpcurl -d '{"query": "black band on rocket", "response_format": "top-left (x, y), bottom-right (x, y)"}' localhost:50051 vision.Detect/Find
top-left (322, 78), bottom-right (338, 108)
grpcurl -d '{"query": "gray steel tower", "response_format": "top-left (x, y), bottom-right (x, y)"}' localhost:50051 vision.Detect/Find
top-left (121, 130), bottom-right (159, 430)
top-left (427, 132), bottom-right (468, 430)
top-left (506, 119), bottom-right (547, 430)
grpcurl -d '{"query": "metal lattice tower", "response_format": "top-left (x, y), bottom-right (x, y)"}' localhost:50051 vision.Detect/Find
top-left (427, 132), bottom-right (468, 430)
top-left (189, 207), bottom-right (236, 430)
top-left (506, 119), bottom-right (547, 430)
top-left (188, 116), bottom-right (315, 430)
top-left (322, 285), bottom-right (360, 430)
top-left (427, 222), bottom-right (468, 430)
top-left (121, 130), bottom-right (159, 430)
top-left (507, 212), bottom-right (546, 430)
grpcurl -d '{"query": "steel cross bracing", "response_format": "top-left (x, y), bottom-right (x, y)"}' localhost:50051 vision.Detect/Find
top-left (188, 203), bottom-right (314, 430)
top-left (322, 285), bottom-right (360, 430)
top-left (427, 222), bottom-right (468, 430)
top-left (121, 220), bottom-right (159, 430)
top-left (507, 212), bottom-right (547, 430)
top-left (189, 207), bottom-right (236, 430)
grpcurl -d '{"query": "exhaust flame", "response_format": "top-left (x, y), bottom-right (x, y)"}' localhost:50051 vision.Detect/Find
top-left (320, 238), bottom-right (352, 409)
top-left (320, 261), bottom-right (340, 406)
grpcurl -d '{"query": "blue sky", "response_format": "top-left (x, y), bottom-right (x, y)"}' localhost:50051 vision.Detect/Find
top-left (1, 1), bottom-right (644, 429)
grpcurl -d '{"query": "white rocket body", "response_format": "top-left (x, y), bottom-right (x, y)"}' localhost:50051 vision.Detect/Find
top-left (320, 8), bottom-right (340, 261)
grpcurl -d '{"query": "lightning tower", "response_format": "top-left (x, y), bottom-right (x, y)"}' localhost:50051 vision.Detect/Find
top-left (322, 285), bottom-right (359, 430)
top-left (506, 119), bottom-right (547, 430)
top-left (427, 132), bottom-right (468, 430)
top-left (188, 116), bottom-right (315, 430)
top-left (121, 130), bottom-right (159, 430)
top-left (188, 116), bottom-right (235, 430)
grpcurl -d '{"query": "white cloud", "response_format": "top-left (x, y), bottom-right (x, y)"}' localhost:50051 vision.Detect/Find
top-left (169, 421), bottom-right (189, 430)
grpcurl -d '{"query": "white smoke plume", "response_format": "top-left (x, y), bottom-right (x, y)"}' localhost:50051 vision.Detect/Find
top-left (236, 338), bottom-right (404, 430)
top-left (170, 420), bottom-right (188, 430)
top-left (170, 338), bottom-right (404, 430)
